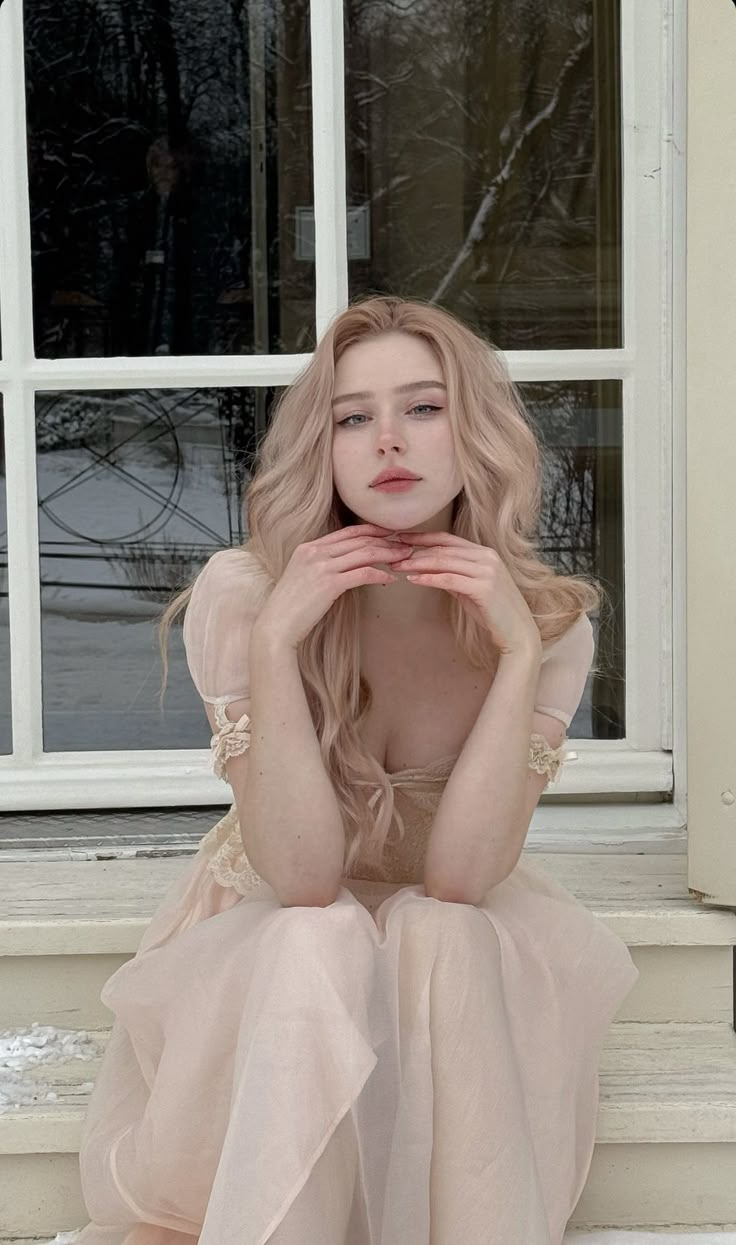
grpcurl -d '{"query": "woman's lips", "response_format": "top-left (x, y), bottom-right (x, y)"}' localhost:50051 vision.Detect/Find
top-left (371, 478), bottom-right (420, 492)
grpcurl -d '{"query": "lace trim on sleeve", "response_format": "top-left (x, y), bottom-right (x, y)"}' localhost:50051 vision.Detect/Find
top-left (199, 805), bottom-right (263, 896)
top-left (528, 733), bottom-right (577, 784)
top-left (202, 702), bottom-right (261, 894)
top-left (211, 698), bottom-right (252, 782)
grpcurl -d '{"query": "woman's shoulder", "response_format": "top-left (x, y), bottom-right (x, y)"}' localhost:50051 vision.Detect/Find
top-left (182, 547), bottom-right (272, 662)
top-left (540, 612), bottom-right (595, 663)
top-left (190, 546), bottom-right (271, 611)
top-left (195, 544), bottom-right (263, 580)
top-left (183, 548), bottom-right (270, 702)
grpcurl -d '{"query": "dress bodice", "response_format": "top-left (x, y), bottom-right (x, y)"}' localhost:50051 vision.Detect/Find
top-left (199, 736), bottom-right (578, 894)
top-left (198, 759), bottom-right (457, 895)
top-left (349, 756), bottom-right (458, 883)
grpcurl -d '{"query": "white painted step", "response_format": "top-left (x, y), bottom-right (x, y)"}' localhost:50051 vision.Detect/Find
top-left (1, 1021), bottom-right (736, 1235)
top-left (5, 1232), bottom-right (736, 1245)
top-left (6, 850), bottom-right (736, 955)
top-left (1, 850), bottom-right (735, 1233)
top-left (5, 851), bottom-right (736, 956)
top-left (2, 1021), bottom-right (733, 1154)
top-left (1, 853), bottom-right (734, 1029)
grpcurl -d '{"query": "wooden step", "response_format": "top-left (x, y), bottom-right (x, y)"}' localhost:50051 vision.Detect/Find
top-left (1, 1021), bottom-right (735, 1235)
top-left (1, 853), bottom-right (734, 1029)
top-left (3, 852), bottom-right (735, 957)
top-left (2, 940), bottom-right (729, 1032)
top-left (1, 851), bottom-right (735, 1233)
top-left (4, 1232), bottom-right (736, 1244)
top-left (2, 1021), bottom-right (735, 1156)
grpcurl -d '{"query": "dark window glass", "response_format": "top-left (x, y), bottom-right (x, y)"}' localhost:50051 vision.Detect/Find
top-left (345, 0), bottom-right (622, 349)
top-left (24, 0), bottom-right (315, 357)
top-left (521, 379), bottom-right (624, 738)
top-left (0, 400), bottom-right (9, 753)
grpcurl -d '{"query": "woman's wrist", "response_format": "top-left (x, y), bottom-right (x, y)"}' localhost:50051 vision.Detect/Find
top-left (251, 614), bottom-right (297, 656)
top-left (497, 641), bottom-right (543, 671)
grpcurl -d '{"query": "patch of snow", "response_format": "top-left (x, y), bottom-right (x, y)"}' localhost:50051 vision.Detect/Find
top-left (0, 1023), bottom-right (104, 1112)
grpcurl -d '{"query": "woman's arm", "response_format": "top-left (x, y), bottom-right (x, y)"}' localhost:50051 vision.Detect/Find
top-left (423, 647), bottom-right (547, 903)
top-left (237, 622), bottom-right (346, 908)
top-left (184, 549), bottom-right (346, 908)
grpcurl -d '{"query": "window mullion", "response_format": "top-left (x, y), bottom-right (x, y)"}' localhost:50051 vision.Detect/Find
top-left (310, 0), bottom-right (349, 337)
top-left (620, 0), bottom-right (671, 753)
top-left (0, 0), bottom-right (44, 766)
top-left (0, 348), bottom-right (637, 391)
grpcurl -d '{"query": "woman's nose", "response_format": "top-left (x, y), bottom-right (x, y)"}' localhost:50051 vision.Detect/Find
top-left (376, 426), bottom-right (405, 447)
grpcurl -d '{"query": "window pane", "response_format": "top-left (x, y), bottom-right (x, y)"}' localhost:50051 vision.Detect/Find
top-left (24, 0), bottom-right (314, 357)
top-left (36, 381), bottom-right (623, 750)
top-left (520, 379), bottom-right (623, 738)
top-left (37, 387), bottom-right (273, 751)
top-left (0, 400), bottom-right (10, 753)
top-left (345, 0), bottom-right (621, 349)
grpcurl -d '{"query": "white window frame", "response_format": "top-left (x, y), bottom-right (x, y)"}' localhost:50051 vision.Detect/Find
top-left (0, 0), bottom-right (686, 841)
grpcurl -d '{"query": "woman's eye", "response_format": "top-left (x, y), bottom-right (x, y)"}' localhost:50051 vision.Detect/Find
top-left (337, 404), bottom-right (440, 427)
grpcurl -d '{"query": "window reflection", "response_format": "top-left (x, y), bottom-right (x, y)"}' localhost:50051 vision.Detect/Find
top-left (34, 380), bottom-right (624, 750)
top-left (0, 399), bottom-right (9, 754)
top-left (37, 387), bottom-right (272, 751)
top-left (24, 0), bottom-right (314, 357)
top-left (521, 379), bottom-right (624, 738)
top-left (345, 0), bottom-right (622, 349)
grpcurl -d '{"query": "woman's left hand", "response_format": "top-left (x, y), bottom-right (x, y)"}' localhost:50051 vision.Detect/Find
top-left (391, 530), bottom-right (542, 658)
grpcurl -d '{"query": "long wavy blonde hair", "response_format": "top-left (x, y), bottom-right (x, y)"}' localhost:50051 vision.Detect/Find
top-left (158, 295), bottom-right (608, 877)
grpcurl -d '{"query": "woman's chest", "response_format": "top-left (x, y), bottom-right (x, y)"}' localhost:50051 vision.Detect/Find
top-left (358, 621), bottom-right (497, 774)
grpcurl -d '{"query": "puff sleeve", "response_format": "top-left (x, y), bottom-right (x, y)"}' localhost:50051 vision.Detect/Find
top-left (528, 612), bottom-right (596, 783)
top-left (534, 611), bottom-right (596, 728)
top-left (182, 548), bottom-right (266, 782)
top-left (182, 548), bottom-right (273, 896)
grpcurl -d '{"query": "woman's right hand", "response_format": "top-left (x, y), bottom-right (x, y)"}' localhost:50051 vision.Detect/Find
top-left (252, 524), bottom-right (414, 650)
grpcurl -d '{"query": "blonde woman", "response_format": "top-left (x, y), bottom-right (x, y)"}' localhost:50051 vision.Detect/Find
top-left (75, 296), bottom-right (639, 1245)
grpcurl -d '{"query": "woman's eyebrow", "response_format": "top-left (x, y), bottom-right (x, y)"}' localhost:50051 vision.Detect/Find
top-left (331, 380), bottom-right (447, 408)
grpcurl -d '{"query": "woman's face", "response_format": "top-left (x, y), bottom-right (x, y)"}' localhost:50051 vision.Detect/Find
top-left (331, 330), bottom-right (464, 532)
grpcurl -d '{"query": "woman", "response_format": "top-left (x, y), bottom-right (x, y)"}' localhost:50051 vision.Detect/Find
top-left (75, 296), bottom-right (639, 1245)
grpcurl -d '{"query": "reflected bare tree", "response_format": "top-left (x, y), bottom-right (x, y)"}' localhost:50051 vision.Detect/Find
top-left (345, 0), bottom-right (619, 348)
top-left (25, 0), bottom-right (619, 355)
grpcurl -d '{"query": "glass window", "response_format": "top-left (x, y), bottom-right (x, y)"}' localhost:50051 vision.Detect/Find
top-left (0, 399), bottom-right (9, 754)
top-left (345, 0), bottom-right (621, 349)
top-left (24, 0), bottom-right (315, 357)
top-left (521, 380), bottom-right (623, 738)
top-left (0, 0), bottom-right (673, 819)
top-left (37, 386), bottom-right (275, 750)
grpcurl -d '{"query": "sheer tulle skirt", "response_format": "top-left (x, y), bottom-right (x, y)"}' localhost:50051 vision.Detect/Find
top-left (74, 848), bottom-right (639, 1245)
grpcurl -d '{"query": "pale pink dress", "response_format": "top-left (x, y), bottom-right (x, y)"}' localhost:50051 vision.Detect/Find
top-left (75, 549), bottom-right (639, 1245)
